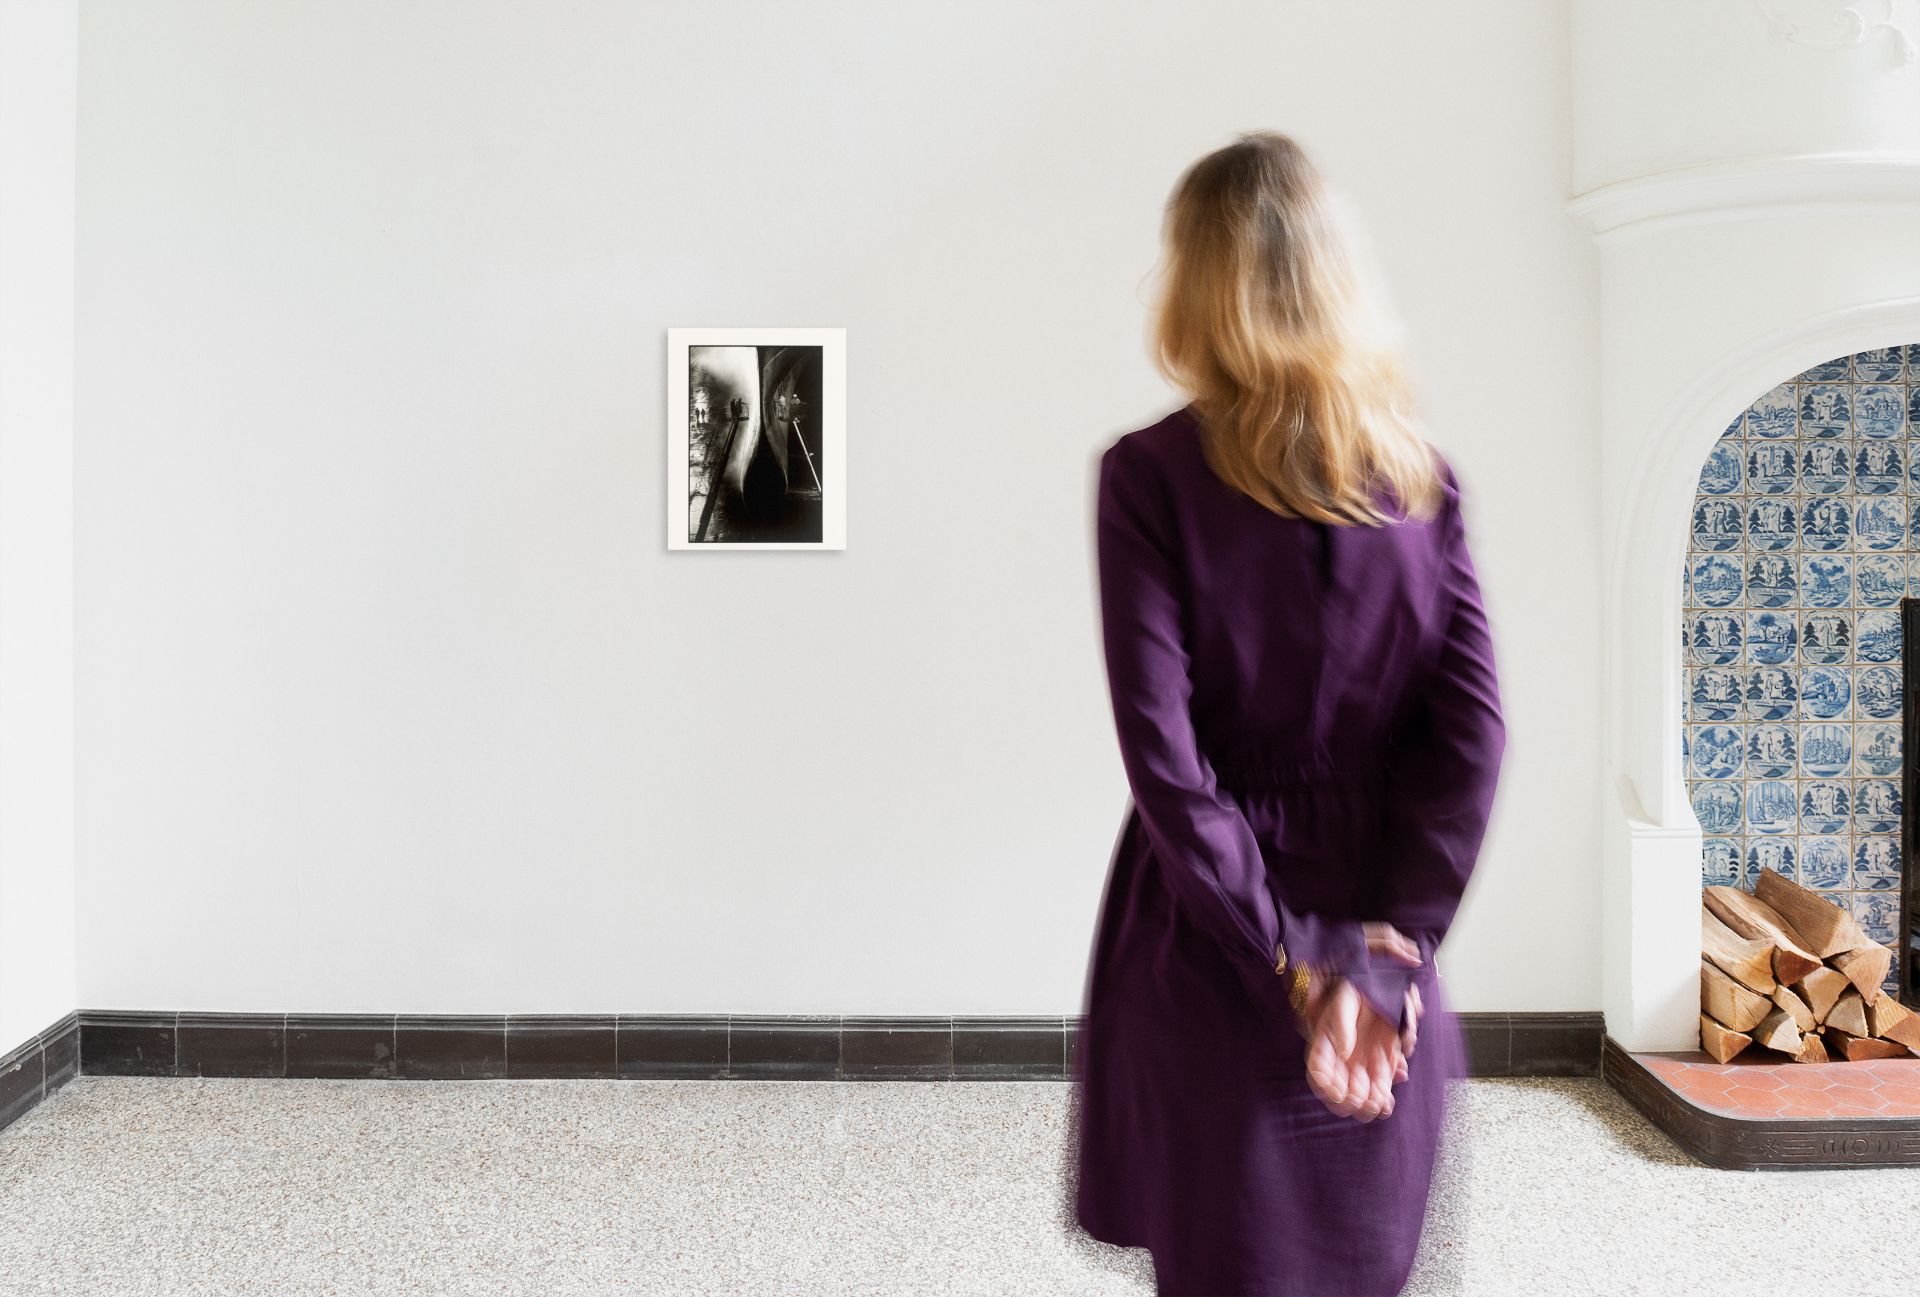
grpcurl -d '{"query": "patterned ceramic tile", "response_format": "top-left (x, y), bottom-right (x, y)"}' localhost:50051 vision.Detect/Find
top-left (1684, 347), bottom-right (1919, 998)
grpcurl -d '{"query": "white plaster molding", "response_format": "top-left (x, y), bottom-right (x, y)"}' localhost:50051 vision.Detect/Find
top-left (1568, 151), bottom-right (1920, 236)
top-left (1753, 0), bottom-right (1918, 62)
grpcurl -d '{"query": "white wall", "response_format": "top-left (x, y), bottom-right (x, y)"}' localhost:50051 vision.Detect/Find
top-left (75, 0), bottom-right (1600, 1015)
top-left (0, 0), bottom-right (79, 1052)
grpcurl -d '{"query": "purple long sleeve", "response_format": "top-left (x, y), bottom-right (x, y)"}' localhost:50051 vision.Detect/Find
top-left (1094, 437), bottom-right (1372, 1005)
top-left (1348, 470), bottom-right (1507, 1025)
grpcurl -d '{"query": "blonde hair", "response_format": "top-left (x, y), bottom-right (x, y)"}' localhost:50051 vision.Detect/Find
top-left (1152, 131), bottom-right (1442, 525)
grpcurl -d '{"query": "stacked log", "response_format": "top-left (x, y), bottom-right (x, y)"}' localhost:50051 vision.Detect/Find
top-left (1699, 877), bottom-right (1916, 1064)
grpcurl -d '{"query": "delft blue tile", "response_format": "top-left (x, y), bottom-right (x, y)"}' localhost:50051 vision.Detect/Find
top-left (1854, 723), bottom-right (1900, 777)
top-left (1855, 496), bottom-right (1907, 549)
top-left (1801, 359), bottom-right (1850, 383)
top-left (1855, 439), bottom-right (1903, 492)
top-left (1906, 342), bottom-right (1920, 372)
top-left (1849, 892), bottom-right (1898, 945)
top-left (1798, 723), bottom-right (1848, 777)
top-left (1745, 780), bottom-right (1798, 834)
top-left (1855, 664), bottom-right (1900, 718)
top-left (1800, 496), bottom-right (1849, 549)
top-left (1744, 610), bottom-right (1797, 663)
top-left (1799, 781), bottom-right (1850, 834)
top-left (1800, 554), bottom-right (1850, 607)
top-left (1748, 441), bottom-right (1796, 493)
top-left (1800, 612), bottom-right (1850, 664)
top-left (1854, 836), bottom-right (1901, 889)
top-left (1691, 667), bottom-right (1744, 721)
top-left (1693, 782), bottom-right (1744, 836)
top-left (1749, 383), bottom-right (1799, 435)
top-left (1720, 413), bottom-right (1744, 439)
top-left (1699, 441), bottom-right (1743, 493)
top-left (1802, 440), bottom-right (1850, 493)
top-left (1857, 385), bottom-right (1906, 438)
top-left (1800, 665), bottom-right (1852, 718)
top-left (1701, 839), bottom-right (1743, 887)
top-left (1908, 383), bottom-right (1920, 430)
top-left (1854, 347), bottom-right (1904, 382)
top-left (1799, 836), bottom-right (1851, 889)
top-left (1855, 553), bottom-right (1904, 605)
top-left (1690, 612), bottom-right (1744, 665)
top-left (1853, 778), bottom-right (1901, 833)
top-left (1800, 384), bottom-right (1851, 436)
top-left (1747, 837), bottom-right (1796, 884)
top-left (1689, 725), bottom-right (1743, 779)
top-left (1752, 498), bottom-right (1802, 550)
top-left (1692, 499), bottom-right (1744, 551)
top-left (1744, 668), bottom-right (1797, 720)
top-left (1855, 608), bottom-right (1901, 662)
top-left (1746, 553), bottom-right (1796, 606)
top-left (1690, 555), bottom-right (1742, 607)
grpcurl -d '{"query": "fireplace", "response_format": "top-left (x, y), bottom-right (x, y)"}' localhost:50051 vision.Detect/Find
top-left (1678, 346), bottom-right (1920, 1014)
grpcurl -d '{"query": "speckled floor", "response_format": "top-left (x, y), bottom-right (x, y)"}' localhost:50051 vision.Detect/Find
top-left (0, 1076), bottom-right (1915, 1296)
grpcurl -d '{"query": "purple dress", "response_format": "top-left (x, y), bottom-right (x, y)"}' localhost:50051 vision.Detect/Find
top-left (1071, 407), bottom-right (1506, 1297)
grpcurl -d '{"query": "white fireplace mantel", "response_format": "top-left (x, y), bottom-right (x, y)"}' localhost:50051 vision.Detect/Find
top-left (1573, 2), bottom-right (1920, 1048)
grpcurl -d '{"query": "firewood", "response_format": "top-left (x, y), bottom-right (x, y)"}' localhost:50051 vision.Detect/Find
top-left (1702, 960), bottom-right (1773, 1033)
top-left (1865, 993), bottom-right (1920, 1050)
top-left (1752, 1008), bottom-right (1804, 1056)
top-left (1827, 988), bottom-right (1871, 1037)
top-left (1770, 983), bottom-right (1817, 1033)
top-left (1832, 944), bottom-right (1893, 1001)
top-left (1700, 1015), bottom-right (1752, 1063)
top-left (1754, 868), bottom-right (1871, 957)
top-left (1794, 966), bottom-right (1850, 1023)
top-left (1703, 886), bottom-right (1823, 984)
top-left (1822, 1028), bottom-right (1911, 1061)
top-left (1793, 1031), bottom-right (1830, 1064)
top-left (1702, 907), bottom-right (1776, 995)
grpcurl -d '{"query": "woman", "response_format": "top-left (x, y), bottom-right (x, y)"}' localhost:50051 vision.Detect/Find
top-left (1070, 132), bottom-right (1506, 1296)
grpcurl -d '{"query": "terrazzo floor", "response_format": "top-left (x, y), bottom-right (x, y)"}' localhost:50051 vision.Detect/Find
top-left (1, 1076), bottom-right (1917, 1296)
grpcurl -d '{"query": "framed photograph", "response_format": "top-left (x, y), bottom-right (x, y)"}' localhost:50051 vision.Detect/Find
top-left (667, 327), bottom-right (846, 550)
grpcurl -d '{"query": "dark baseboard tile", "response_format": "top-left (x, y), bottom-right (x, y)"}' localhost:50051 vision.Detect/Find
top-left (1, 1013), bottom-right (81, 1135)
top-left (54, 1010), bottom-right (1602, 1085)
top-left (1456, 1012), bottom-right (1603, 1078)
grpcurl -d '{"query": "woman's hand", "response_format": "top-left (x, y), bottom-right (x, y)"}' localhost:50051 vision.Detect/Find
top-left (1362, 922), bottom-right (1425, 1081)
top-left (1298, 977), bottom-right (1403, 1122)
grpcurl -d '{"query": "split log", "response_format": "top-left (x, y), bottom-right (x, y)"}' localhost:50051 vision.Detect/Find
top-left (1702, 907), bottom-right (1776, 995)
top-left (1700, 1015), bottom-right (1752, 1063)
top-left (1827, 988), bottom-right (1871, 1038)
top-left (1832, 944), bottom-right (1893, 1001)
top-left (1865, 993), bottom-right (1920, 1051)
top-left (1702, 960), bottom-right (1773, 1033)
top-left (1794, 1031), bottom-right (1831, 1064)
top-left (1794, 966), bottom-right (1850, 1023)
top-left (1822, 1028), bottom-right (1911, 1061)
top-left (1770, 983), bottom-right (1817, 1033)
top-left (1754, 868), bottom-right (1871, 957)
top-left (1752, 1008), bottom-right (1804, 1056)
top-left (1703, 886), bottom-right (1823, 985)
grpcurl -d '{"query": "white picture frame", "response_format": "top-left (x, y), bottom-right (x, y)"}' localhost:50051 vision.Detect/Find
top-left (667, 327), bottom-right (847, 550)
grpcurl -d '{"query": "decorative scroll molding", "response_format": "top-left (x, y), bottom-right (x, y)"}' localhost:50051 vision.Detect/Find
top-left (1754, 0), bottom-right (1919, 62)
top-left (1568, 151), bottom-right (1920, 236)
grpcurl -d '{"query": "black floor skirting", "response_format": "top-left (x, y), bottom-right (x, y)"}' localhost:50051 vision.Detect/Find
top-left (0, 1010), bottom-right (1602, 1136)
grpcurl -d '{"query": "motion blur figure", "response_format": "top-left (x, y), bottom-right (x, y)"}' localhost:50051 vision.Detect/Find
top-left (1071, 132), bottom-right (1507, 1296)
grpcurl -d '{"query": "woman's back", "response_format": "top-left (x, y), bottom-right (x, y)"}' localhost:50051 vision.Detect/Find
top-left (1109, 406), bottom-right (1460, 780)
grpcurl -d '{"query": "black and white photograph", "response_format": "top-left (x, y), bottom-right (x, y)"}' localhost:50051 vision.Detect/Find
top-left (667, 327), bottom-right (846, 549)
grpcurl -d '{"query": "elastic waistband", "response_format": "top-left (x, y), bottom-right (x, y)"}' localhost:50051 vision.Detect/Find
top-left (1208, 748), bottom-right (1391, 794)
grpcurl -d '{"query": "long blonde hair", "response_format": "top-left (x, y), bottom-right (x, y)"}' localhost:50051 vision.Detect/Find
top-left (1152, 131), bottom-right (1442, 525)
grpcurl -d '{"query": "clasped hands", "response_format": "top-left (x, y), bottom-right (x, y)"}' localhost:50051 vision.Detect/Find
top-left (1292, 922), bottom-right (1425, 1123)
